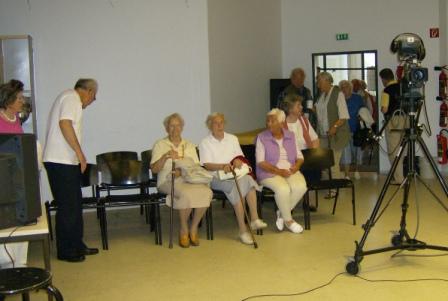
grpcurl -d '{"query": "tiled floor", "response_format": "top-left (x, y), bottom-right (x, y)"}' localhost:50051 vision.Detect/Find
top-left (15, 174), bottom-right (448, 300)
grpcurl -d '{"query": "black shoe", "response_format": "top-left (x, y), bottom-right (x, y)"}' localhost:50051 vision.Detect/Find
top-left (57, 254), bottom-right (85, 262)
top-left (83, 247), bottom-right (99, 256)
top-left (309, 205), bottom-right (317, 212)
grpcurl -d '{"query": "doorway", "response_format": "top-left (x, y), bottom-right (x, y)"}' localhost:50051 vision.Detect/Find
top-left (312, 50), bottom-right (379, 172)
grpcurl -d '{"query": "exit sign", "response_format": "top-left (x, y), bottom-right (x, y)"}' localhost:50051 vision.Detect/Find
top-left (336, 33), bottom-right (349, 40)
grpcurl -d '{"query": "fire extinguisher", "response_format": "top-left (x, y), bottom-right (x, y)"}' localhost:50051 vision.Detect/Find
top-left (396, 64), bottom-right (404, 81)
top-left (440, 100), bottom-right (448, 127)
top-left (438, 129), bottom-right (448, 164)
top-left (439, 67), bottom-right (448, 99)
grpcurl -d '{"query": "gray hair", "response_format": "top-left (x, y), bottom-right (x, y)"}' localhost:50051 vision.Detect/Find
top-left (317, 72), bottom-right (333, 84)
top-left (267, 108), bottom-right (285, 123)
top-left (338, 80), bottom-right (352, 90)
top-left (205, 112), bottom-right (225, 130)
top-left (280, 94), bottom-right (303, 115)
top-left (290, 67), bottom-right (305, 79)
top-left (74, 78), bottom-right (98, 92)
top-left (163, 113), bottom-right (184, 130)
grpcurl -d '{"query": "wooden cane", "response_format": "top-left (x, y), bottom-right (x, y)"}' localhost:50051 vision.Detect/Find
top-left (169, 160), bottom-right (175, 249)
top-left (231, 167), bottom-right (258, 249)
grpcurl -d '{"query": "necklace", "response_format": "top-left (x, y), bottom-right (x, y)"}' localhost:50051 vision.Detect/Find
top-left (0, 110), bottom-right (17, 123)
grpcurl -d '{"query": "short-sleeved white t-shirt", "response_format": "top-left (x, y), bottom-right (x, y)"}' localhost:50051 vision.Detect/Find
top-left (43, 89), bottom-right (83, 165)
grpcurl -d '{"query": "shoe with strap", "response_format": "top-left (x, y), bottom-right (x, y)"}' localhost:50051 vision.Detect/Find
top-left (239, 232), bottom-right (254, 245)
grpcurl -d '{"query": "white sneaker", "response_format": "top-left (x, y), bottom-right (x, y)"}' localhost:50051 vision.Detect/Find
top-left (275, 210), bottom-right (284, 231)
top-left (354, 171), bottom-right (361, 180)
top-left (285, 221), bottom-right (303, 234)
top-left (250, 219), bottom-right (267, 230)
top-left (239, 232), bottom-right (254, 245)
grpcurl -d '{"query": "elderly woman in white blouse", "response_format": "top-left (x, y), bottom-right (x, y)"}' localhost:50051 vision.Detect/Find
top-left (256, 109), bottom-right (307, 233)
top-left (151, 113), bottom-right (212, 248)
top-left (199, 113), bottom-right (267, 245)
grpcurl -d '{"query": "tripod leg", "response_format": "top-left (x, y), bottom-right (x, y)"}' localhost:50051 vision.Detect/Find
top-left (348, 136), bottom-right (409, 271)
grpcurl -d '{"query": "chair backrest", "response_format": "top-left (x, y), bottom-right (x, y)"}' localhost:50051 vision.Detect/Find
top-left (140, 149), bottom-right (153, 181)
top-left (100, 159), bottom-right (143, 185)
top-left (96, 151), bottom-right (138, 169)
top-left (301, 148), bottom-right (334, 171)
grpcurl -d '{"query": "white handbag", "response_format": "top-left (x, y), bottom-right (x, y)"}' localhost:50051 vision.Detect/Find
top-left (217, 164), bottom-right (250, 180)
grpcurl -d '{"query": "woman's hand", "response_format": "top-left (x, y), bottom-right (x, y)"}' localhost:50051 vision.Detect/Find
top-left (164, 148), bottom-right (180, 160)
top-left (328, 125), bottom-right (337, 136)
top-left (172, 168), bottom-right (182, 178)
top-left (277, 169), bottom-right (292, 178)
top-left (222, 164), bottom-right (232, 173)
top-left (232, 158), bottom-right (243, 169)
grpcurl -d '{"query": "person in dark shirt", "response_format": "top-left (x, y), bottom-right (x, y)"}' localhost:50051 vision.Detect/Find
top-left (380, 68), bottom-right (407, 184)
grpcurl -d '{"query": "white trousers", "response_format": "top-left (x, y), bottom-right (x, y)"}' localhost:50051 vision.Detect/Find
top-left (260, 172), bottom-right (307, 221)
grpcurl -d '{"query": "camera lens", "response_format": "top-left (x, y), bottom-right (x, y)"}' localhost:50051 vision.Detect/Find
top-left (413, 70), bottom-right (424, 80)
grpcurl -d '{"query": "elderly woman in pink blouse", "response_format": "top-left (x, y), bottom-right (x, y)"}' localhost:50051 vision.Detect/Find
top-left (0, 79), bottom-right (25, 133)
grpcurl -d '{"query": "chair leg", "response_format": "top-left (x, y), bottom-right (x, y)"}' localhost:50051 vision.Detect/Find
top-left (303, 191), bottom-right (310, 230)
top-left (155, 203), bottom-right (162, 245)
top-left (207, 205), bottom-right (214, 240)
top-left (46, 284), bottom-right (64, 301)
top-left (256, 192), bottom-right (263, 235)
top-left (352, 186), bottom-right (356, 225)
top-left (315, 190), bottom-right (319, 208)
top-left (100, 204), bottom-right (109, 250)
top-left (332, 189), bottom-right (340, 215)
top-left (45, 202), bottom-right (53, 241)
top-left (21, 293), bottom-right (30, 301)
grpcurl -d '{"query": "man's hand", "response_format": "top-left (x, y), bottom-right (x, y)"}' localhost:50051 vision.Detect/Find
top-left (78, 152), bottom-right (87, 173)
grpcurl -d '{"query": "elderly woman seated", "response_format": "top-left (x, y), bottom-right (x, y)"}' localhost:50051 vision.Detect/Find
top-left (199, 113), bottom-right (267, 245)
top-left (150, 113), bottom-right (212, 248)
top-left (255, 109), bottom-right (307, 234)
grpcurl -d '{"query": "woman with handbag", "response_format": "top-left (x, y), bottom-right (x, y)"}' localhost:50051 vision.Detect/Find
top-left (199, 113), bottom-right (267, 245)
top-left (339, 80), bottom-right (365, 180)
top-left (256, 109), bottom-right (307, 234)
top-left (151, 113), bottom-right (212, 248)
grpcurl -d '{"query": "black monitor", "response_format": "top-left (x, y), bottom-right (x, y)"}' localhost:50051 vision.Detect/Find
top-left (0, 134), bottom-right (41, 229)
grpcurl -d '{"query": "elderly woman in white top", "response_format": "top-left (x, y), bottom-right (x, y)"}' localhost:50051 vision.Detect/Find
top-left (315, 72), bottom-right (351, 183)
top-left (256, 109), bottom-right (307, 233)
top-left (151, 113), bottom-right (212, 248)
top-left (199, 113), bottom-right (267, 245)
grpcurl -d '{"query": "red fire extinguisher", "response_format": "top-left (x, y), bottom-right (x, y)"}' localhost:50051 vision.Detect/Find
top-left (439, 67), bottom-right (448, 99)
top-left (438, 129), bottom-right (448, 164)
top-left (440, 101), bottom-right (448, 127)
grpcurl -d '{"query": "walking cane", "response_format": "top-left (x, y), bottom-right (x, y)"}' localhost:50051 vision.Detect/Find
top-left (169, 160), bottom-right (175, 249)
top-left (230, 167), bottom-right (258, 249)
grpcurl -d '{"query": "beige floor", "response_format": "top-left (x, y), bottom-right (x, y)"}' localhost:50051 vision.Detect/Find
top-left (15, 174), bottom-right (448, 300)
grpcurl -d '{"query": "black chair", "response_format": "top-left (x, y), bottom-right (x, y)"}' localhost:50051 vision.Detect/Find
top-left (44, 164), bottom-right (105, 243)
top-left (0, 267), bottom-right (63, 301)
top-left (96, 152), bottom-right (163, 249)
top-left (301, 148), bottom-right (356, 230)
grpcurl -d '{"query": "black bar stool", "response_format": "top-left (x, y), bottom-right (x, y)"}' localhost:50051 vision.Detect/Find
top-left (0, 267), bottom-right (63, 301)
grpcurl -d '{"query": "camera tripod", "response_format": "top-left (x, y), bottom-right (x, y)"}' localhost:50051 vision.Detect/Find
top-left (346, 112), bottom-right (448, 275)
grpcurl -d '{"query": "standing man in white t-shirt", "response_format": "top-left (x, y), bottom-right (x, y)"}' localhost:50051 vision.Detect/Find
top-left (43, 78), bottom-right (98, 262)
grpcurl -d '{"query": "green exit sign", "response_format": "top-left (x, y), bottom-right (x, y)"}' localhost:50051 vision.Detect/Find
top-left (336, 33), bottom-right (349, 40)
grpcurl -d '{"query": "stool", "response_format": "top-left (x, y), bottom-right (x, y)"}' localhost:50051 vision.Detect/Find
top-left (0, 267), bottom-right (63, 301)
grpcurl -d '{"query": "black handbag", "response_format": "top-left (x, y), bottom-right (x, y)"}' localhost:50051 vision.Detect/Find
top-left (353, 120), bottom-right (371, 148)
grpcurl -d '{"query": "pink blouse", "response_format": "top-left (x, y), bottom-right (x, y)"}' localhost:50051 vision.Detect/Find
top-left (0, 114), bottom-right (23, 134)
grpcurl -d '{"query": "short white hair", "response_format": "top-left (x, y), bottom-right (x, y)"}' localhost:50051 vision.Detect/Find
top-left (267, 108), bottom-right (285, 123)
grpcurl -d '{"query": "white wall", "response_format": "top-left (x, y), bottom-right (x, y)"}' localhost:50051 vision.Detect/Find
top-left (282, 0), bottom-right (442, 172)
top-left (207, 0), bottom-right (282, 132)
top-left (0, 0), bottom-right (211, 200)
